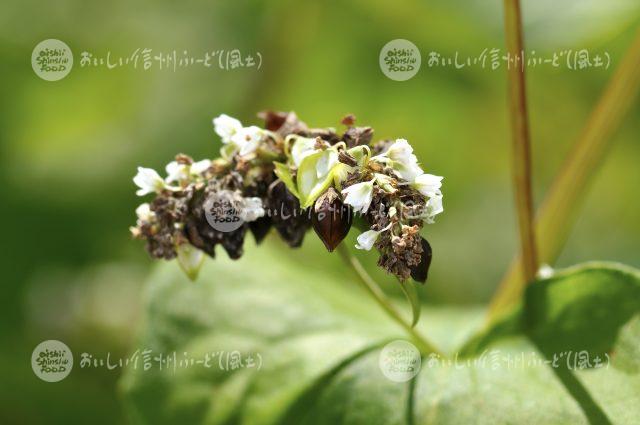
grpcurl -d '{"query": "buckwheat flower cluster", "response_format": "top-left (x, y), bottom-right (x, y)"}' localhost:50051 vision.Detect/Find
top-left (130, 111), bottom-right (443, 282)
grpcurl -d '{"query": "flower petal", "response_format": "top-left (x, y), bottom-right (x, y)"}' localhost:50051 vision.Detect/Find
top-left (424, 194), bottom-right (444, 223)
top-left (355, 229), bottom-right (381, 250)
top-left (385, 138), bottom-right (414, 163)
top-left (165, 161), bottom-right (188, 183)
top-left (297, 151), bottom-right (335, 208)
top-left (133, 167), bottom-right (164, 196)
top-left (391, 160), bottom-right (424, 181)
top-left (354, 223), bottom-right (392, 250)
top-left (341, 179), bottom-right (374, 214)
top-left (190, 159), bottom-right (212, 175)
top-left (135, 203), bottom-right (154, 221)
top-left (316, 149), bottom-right (338, 178)
top-left (413, 173), bottom-right (443, 197)
top-left (290, 136), bottom-right (318, 167)
top-left (235, 126), bottom-right (264, 156)
top-left (213, 114), bottom-right (242, 143)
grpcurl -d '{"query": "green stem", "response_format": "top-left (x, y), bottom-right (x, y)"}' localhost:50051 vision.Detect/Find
top-left (336, 244), bottom-right (443, 356)
top-left (504, 0), bottom-right (539, 285)
top-left (489, 28), bottom-right (640, 320)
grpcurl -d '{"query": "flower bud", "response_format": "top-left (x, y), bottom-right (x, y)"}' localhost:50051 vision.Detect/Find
top-left (312, 188), bottom-right (353, 252)
top-left (410, 237), bottom-right (432, 283)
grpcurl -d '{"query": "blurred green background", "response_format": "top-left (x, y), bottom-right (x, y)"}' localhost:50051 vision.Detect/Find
top-left (0, 0), bottom-right (638, 423)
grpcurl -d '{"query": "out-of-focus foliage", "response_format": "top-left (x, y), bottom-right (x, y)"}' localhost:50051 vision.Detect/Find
top-left (122, 244), bottom-right (640, 424)
top-left (0, 0), bottom-right (638, 423)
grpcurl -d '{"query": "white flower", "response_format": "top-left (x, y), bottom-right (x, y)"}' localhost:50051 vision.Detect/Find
top-left (213, 114), bottom-right (242, 144)
top-left (133, 167), bottom-right (166, 196)
top-left (135, 203), bottom-right (155, 222)
top-left (413, 173), bottom-right (443, 197)
top-left (424, 194), bottom-right (443, 223)
top-left (355, 223), bottom-right (393, 251)
top-left (234, 126), bottom-right (265, 156)
top-left (165, 161), bottom-right (189, 183)
top-left (240, 197), bottom-right (265, 222)
top-left (385, 138), bottom-right (414, 164)
top-left (341, 179), bottom-right (375, 214)
top-left (165, 159), bottom-right (212, 183)
top-left (316, 149), bottom-right (339, 178)
top-left (190, 159), bottom-right (212, 175)
top-left (393, 161), bottom-right (424, 181)
top-left (373, 139), bottom-right (424, 181)
top-left (290, 136), bottom-right (318, 167)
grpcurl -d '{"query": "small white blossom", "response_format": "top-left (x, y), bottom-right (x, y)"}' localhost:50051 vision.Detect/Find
top-left (133, 167), bottom-right (166, 196)
top-left (165, 159), bottom-right (212, 183)
top-left (213, 114), bottom-right (242, 144)
top-left (413, 173), bottom-right (443, 197)
top-left (355, 223), bottom-right (393, 250)
top-left (135, 203), bottom-right (155, 222)
top-left (240, 197), bottom-right (265, 222)
top-left (165, 161), bottom-right (189, 183)
top-left (373, 139), bottom-right (424, 181)
top-left (234, 126), bottom-right (265, 156)
top-left (342, 179), bottom-right (375, 214)
top-left (394, 161), bottom-right (424, 181)
top-left (424, 194), bottom-right (443, 223)
top-left (190, 159), bottom-right (212, 175)
top-left (355, 229), bottom-right (380, 251)
top-left (385, 138), bottom-right (414, 164)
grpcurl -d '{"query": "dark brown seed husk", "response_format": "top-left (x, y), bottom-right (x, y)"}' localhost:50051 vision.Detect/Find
top-left (268, 181), bottom-right (311, 247)
top-left (249, 216), bottom-right (272, 244)
top-left (410, 237), bottom-right (432, 283)
top-left (312, 188), bottom-right (353, 252)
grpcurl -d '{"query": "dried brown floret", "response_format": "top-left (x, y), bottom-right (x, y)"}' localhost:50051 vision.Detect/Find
top-left (258, 110), bottom-right (308, 136)
top-left (342, 126), bottom-right (373, 148)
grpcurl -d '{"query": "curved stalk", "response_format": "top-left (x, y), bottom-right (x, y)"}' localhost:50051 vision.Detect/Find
top-left (336, 244), bottom-right (443, 356)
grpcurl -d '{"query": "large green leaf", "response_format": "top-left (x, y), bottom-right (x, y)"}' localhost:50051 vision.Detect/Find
top-left (120, 244), bottom-right (640, 424)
